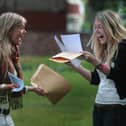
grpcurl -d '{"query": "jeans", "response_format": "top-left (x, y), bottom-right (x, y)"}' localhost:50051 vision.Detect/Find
top-left (93, 105), bottom-right (126, 126)
top-left (0, 114), bottom-right (15, 126)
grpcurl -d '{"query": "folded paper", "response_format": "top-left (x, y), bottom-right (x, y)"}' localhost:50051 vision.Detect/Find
top-left (31, 64), bottom-right (71, 104)
top-left (8, 72), bottom-right (24, 92)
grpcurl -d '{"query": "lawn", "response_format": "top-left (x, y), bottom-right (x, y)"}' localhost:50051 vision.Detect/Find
top-left (11, 56), bottom-right (97, 126)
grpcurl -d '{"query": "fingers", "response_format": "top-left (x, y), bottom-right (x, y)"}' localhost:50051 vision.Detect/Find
top-left (82, 51), bottom-right (91, 60)
top-left (33, 86), bottom-right (48, 96)
top-left (82, 51), bottom-right (98, 65)
top-left (84, 53), bottom-right (90, 60)
top-left (11, 83), bottom-right (19, 89)
top-left (82, 52), bottom-right (101, 66)
top-left (6, 83), bottom-right (19, 90)
top-left (36, 88), bottom-right (46, 95)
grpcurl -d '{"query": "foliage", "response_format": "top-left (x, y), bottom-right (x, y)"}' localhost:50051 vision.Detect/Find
top-left (88, 0), bottom-right (124, 11)
top-left (118, 2), bottom-right (126, 26)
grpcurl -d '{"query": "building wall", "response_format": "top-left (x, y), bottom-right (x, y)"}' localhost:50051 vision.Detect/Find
top-left (0, 0), bottom-right (89, 55)
top-left (0, 0), bottom-right (65, 12)
top-left (20, 31), bottom-right (91, 56)
top-left (19, 11), bottom-right (66, 31)
top-left (0, 0), bottom-right (86, 32)
top-left (0, 0), bottom-right (66, 31)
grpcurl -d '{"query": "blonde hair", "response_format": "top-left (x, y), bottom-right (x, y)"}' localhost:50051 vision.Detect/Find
top-left (88, 10), bottom-right (126, 64)
top-left (0, 12), bottom-right (27, 76)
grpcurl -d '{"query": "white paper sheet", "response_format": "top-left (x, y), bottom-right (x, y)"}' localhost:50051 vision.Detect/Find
top-left (61, 34), bottom-right (83, 53)
top-left (54, 34), bottom-right (83, 67)
top-left (54, 35), bottom-right (66, 51)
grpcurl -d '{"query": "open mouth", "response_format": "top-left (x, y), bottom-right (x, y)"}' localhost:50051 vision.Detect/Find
top-left (99, 35), bottom-right (104, 39)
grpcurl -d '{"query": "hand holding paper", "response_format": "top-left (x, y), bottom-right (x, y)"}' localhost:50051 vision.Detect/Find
top-left (50, 34), bottom-right (83, 66)
top-left (8, 72), bottom-right (24, 92)
top-left (31, 64), bottom-right (71, 104)
top-left (31, 85), bottom-right (48, 96)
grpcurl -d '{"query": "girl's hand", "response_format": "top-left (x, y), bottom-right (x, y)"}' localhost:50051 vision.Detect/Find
top-left (0, 83), bottom-right (19, 90)
top-left (30, 85), bottom-right (48, 96)
top-left (82, 51), bottom-right (101, 66)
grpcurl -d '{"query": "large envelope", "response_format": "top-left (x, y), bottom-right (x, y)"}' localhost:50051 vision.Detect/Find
top-left (31, 64), bottom-right (72, 104)
top-left (49, 51), bottom-right (83, 63)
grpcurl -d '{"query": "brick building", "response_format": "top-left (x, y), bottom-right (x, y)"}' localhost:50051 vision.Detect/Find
top-left (0, 0), bottom-right (90, 55)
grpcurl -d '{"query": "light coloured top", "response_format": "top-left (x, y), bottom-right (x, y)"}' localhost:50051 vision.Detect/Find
top-left (95, 70), bottom-right (126, 105)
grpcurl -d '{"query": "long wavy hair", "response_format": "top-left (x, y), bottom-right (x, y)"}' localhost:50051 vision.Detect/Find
top-left (88, 10), bottom-right (126, 64)
top-left (0, 12), bottom-right (27, 78)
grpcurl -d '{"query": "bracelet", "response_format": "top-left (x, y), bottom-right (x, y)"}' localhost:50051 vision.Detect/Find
top-left (0, 84), bottom-right (6, 89)
top-left (96, 63), bottom-right (109, 72)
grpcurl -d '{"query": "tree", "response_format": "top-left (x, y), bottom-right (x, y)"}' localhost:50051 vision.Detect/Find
top-left (88, 0), bottom-right (123, 11)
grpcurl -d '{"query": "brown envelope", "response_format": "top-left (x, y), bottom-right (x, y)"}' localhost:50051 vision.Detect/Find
top-left (31, 64), bottom-right (72, 104)
top-left (49, 51), bottom-right (83, 63)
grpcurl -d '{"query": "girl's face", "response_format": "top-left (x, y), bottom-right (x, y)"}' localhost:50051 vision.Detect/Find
top-left (94, 18), bottom-right (107, 45)
top-left (9, 22), bottom-right (27, 46)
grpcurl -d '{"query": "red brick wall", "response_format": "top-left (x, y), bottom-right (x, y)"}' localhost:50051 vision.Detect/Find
top-left (18, 11), bottom-right (66, 31)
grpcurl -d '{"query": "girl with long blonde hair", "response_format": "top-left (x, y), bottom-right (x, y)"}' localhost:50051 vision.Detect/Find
top-left (0, 12), bottom-right (46, 126)
top-left (67, 10), bottom-right (126, 126)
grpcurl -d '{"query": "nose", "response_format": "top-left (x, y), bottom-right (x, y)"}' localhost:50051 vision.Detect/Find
top-left (22, 29), bottom-right (27, 35)
top-left (24, 29), bottom-right (27, 34)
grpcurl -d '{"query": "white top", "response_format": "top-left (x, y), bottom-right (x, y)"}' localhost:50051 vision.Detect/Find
top-left (95, 70), bottom-right (126, 105)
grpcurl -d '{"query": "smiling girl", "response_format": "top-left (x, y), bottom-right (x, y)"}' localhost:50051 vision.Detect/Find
top-left (0, 12), bottom-right (47, 126)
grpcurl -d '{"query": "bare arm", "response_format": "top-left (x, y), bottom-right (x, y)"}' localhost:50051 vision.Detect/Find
top-left (25, 85), bottom-right (47, 96)
top-left (68, 63), bottom-right (92, 82)
top-left (0, 83), bottom-right (19, 90)
top-left (66, 50), bottom-right (110, 83)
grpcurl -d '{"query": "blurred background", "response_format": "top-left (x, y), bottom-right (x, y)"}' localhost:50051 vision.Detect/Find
top-left (0, 0), bottom-right (126, 56)
top-left (0, 1), bottom-right (126, 126)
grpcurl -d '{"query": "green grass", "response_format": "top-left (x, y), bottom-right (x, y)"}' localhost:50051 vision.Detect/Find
top-left (11, 56), bottom-right (97, 126)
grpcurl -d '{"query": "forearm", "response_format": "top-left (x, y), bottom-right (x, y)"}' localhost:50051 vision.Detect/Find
top-left (25, 85), bottom-right (47, 96)
top-left (0, 83), bottom-right (19, 90)
top-left (70, 64), bottom-right (92, 82)
top-left (25, 86), bottom-right (35, 92)
top-left (0, 84), bottom-right (6, 90)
